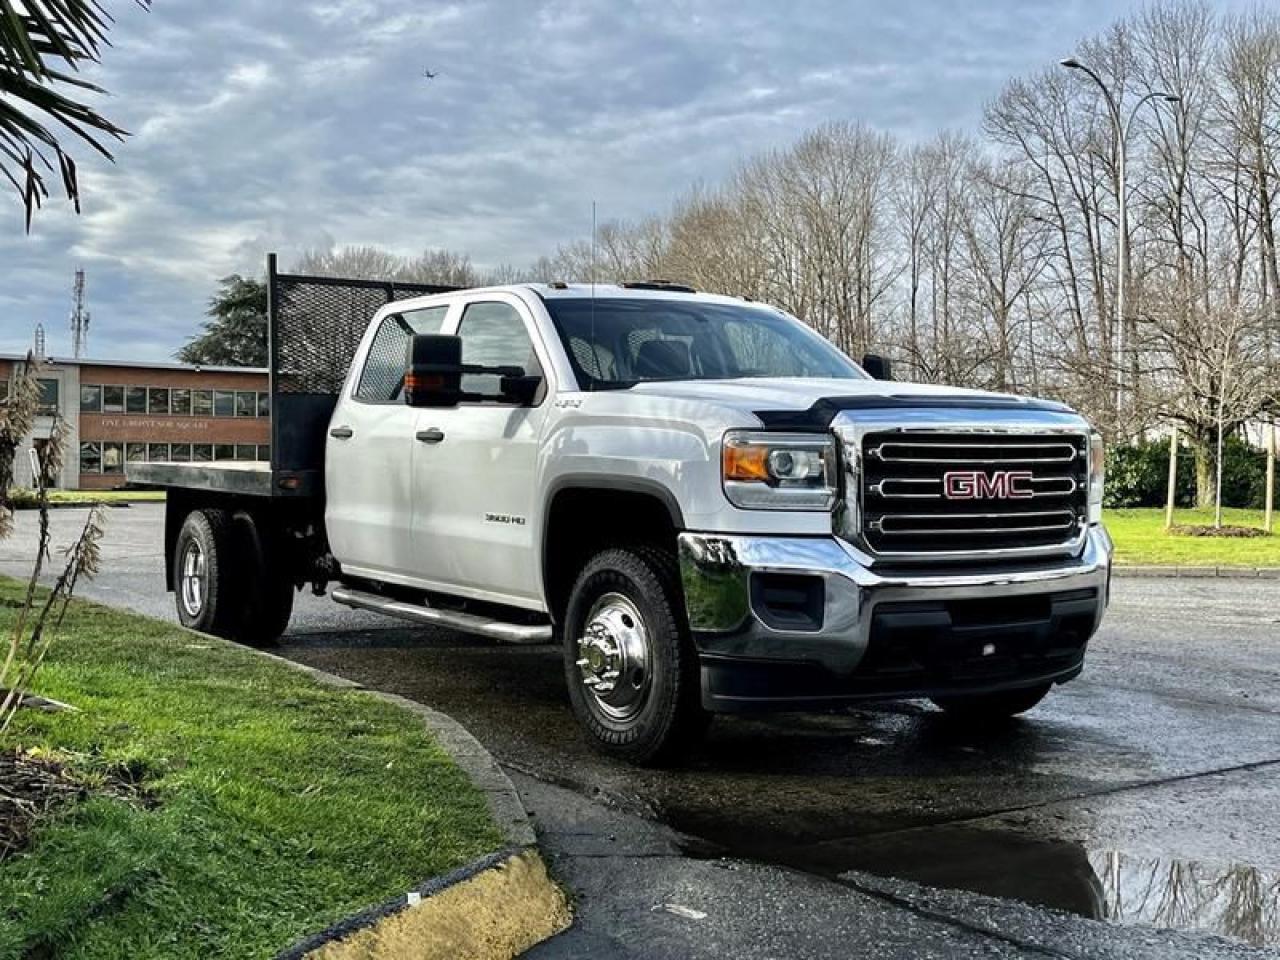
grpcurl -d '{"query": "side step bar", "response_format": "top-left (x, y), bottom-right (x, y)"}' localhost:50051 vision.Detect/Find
top-left (330, 586), bottom-right (553, 644)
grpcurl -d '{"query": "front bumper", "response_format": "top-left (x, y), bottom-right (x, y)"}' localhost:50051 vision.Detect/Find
top-left (678, 525), bottom-right (1113, 712)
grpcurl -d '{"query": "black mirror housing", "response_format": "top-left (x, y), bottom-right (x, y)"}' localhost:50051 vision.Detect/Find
top-left (406, 334), bottom-right (463, 407)
top-left (861, 353), bottom-right (893, 381)
top-left (500, 373), bottom-right (543, 406)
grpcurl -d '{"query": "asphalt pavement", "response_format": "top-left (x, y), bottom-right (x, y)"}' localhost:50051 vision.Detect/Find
top-left (3, 504), bottom-right (1278, 958)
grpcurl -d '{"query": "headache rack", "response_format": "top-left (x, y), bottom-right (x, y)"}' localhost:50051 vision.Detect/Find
top-left (858, 430), bottom-right (1090, 558)
top-left (266, 253), bottom-right (459, 496)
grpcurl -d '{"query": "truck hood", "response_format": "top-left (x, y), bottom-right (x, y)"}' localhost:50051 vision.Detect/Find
top-left (626, 377), bottom-right (1073, 422)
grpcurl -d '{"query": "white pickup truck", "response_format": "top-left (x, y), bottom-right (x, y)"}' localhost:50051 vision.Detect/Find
top-left (131, 256), bottom-right (1112, 764)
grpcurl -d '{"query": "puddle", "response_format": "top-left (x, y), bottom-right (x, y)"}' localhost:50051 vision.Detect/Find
top-left (678, 822), bottom-right (1280, 947)
top-left (841, 828), bottom-right (1280, 947)
top-left (1087, 850), bottom-right (1279, 948)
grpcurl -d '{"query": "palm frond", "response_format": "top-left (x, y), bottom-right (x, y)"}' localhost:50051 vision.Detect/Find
top-left (0, 1), bottom-right (149, 230)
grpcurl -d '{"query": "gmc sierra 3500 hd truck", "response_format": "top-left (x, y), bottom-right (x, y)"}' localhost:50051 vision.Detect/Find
top-left (130, 255), bottom-right (1111, 764)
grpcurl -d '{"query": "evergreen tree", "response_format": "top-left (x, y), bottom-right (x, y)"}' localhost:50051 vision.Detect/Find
top-left (177, 276), bottom-right (268, 367)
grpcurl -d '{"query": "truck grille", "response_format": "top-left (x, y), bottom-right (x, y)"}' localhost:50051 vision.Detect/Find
top-left (859, 432), bottom-right (1088, 555)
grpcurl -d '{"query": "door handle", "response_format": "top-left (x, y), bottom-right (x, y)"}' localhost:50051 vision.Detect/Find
top-left (416, 428), bottom-right (445, 444)
top-left (329, 426), bottom-right (354, 439)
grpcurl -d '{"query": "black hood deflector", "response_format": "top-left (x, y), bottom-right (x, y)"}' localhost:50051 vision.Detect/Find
top-left (754, 394), bottom-right (1073, 430)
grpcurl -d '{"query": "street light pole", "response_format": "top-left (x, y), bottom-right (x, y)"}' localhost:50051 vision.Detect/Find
top-left (1059, 58), bottom-right (1178, 417)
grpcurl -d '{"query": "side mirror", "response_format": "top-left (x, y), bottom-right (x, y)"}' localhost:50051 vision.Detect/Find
top-left (500, 373), bottom-right (543, 406)
top-left (405, 334), bottom-right (463, 408)
top-left (861, 353), bottom-right (893, 381)
top-left (405, 333), bottom-right (544, 407)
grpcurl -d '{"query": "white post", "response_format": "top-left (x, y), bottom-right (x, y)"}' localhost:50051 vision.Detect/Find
top-left (1115, 123), bottom-right (1127, 414)
top-left (1165, 426), bottom-right (1178, 530)
top-left (1266, 421), bottom-right (1276, 534)
top-left (1214, 400), bottom-right (1225, 530)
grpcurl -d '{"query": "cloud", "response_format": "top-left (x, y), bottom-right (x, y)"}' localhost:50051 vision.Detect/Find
top-left (0, 0), bottom-right (1245, 361)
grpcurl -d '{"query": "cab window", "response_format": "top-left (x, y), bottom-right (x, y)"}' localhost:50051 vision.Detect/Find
top-left (456, 301), bottom-right (543, 403)
top-left (355, 305), bottom-right (449, 402)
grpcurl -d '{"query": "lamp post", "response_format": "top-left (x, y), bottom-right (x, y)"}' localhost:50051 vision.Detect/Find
top-left (1060, 58), bottom-right (1178, 412)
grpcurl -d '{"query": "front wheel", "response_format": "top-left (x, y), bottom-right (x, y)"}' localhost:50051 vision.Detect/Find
top-left (563, 546), bottom-right (709, 765)
top-left (931, 682), bottom-right (1052, 720)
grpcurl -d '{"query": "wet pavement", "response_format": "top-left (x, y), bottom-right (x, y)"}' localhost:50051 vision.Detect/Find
top-left (4, 504), bottom-right (1279, 954)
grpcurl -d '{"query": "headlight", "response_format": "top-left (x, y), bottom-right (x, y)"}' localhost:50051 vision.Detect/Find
top-left (722, 431), bottom-right (838, 511)
top-left (1088, 431), bottom-right (1105, 523)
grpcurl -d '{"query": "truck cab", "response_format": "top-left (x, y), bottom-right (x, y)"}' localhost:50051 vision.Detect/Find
top-left (132, 260), bottom-right (1111, 766)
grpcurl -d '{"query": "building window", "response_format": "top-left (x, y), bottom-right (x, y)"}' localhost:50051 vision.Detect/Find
top-left (213, 390), bottom-right (235, 417)
top-left (36, 379), bottom-right (59, 414)
top-left (103, 385), bottom-right (125, 413)
top-left (193, 390), bottom-right (213, 417)
top-left (102, 443), bottom-right (124, 474)
top-left (147, 443), bottom-right (170, 462)
top-left (171, 443), bottom-right (192, 462)
top-left (257, 444), bottom-right (271, 461)
top-left (214, 443), bottom-right (234, 461)
top-left (126, 443), bottom-right (146, 463)
top-left (257, 392), bottom-right (270, 417)
top-left (80, 385), bottom-right (102, 412)
top-left (79, 442), bottom-right (102, 473)
top-left (234, 444), bottom-right (256, 460)
top-left (0, 379), bottom-right (9, 404)
top-left (126, 386), bottom-right (147, 414)
top-left (193, 444), bottom-right (212, 462)
top-left (235, 390), bottom-right (256, 417)
top-left (148, 387), bottom-right (170, 415)
top-left (172, 388), bottom-right (192, 416)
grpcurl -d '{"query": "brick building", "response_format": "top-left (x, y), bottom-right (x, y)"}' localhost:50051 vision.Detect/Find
top-left (0, 354), bottom-right (269, 490)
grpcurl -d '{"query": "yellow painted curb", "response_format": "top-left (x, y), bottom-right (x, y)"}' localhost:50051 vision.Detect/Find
top-left (304, 849), bottom-right (570, 960)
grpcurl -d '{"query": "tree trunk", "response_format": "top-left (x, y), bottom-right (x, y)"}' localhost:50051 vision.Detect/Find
top-left (1191, 432), bottom-right (1216, 509)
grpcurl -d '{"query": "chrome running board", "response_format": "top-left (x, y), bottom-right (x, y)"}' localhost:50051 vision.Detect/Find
top-left (330, 586), bottom-right (552, 644)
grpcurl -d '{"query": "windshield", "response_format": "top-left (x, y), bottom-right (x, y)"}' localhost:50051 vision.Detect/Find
top-left (542, 297), bottom-right (866, 389)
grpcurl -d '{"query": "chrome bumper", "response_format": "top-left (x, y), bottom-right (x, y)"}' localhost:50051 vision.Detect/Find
top-left (678, 525), bottom-right (1112, 694)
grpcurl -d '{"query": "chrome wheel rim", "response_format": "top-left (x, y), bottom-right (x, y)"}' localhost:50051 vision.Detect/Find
top-left (179, 540), bottom-right (205, 618)
top-left (576, 592), bottom-right (652, 724)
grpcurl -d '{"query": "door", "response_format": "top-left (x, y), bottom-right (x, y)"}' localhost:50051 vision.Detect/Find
top-left (325, 304), bottom-right (450, 582)
top-left (412, 297), bottom-right (550, 606)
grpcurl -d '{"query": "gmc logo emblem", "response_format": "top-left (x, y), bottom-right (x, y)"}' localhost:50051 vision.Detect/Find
top-left (943, 470), bottom-right (1035, 500)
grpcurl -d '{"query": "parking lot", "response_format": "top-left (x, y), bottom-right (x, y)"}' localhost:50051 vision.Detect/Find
top-left (3, 503), bottom-right (1278, 956)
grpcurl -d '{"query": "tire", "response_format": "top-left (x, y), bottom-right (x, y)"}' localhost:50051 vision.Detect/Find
top-left (563, 546), bottom-right (710, 765)
top-left (173, 509), bottom-right (241, 639)
top-left (931, 682), bottom-right (1052, 720)
top-left (229, 510), bottom-right (294, 646)
top-left (172, 508), bottom-right (294, 646)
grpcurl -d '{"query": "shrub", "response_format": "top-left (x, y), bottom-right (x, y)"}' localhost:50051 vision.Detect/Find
top-left (1104, 433), bottom-right (1275, 509)
top-left (1104, 438), bottom-right (1195, 508)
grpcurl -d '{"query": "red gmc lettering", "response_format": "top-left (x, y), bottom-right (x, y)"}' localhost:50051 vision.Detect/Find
top-left (943, 470), bottom-right (1035, 500)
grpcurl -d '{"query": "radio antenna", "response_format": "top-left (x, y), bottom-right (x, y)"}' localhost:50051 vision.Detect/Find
top-left (589, 200), bottom-right (598, 391)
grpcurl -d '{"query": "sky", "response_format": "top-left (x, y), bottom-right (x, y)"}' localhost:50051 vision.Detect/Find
top-left (0, 0), bottom-right (1243, 361)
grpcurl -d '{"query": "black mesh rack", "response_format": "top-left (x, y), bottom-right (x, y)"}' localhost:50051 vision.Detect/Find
top-left (266, 253), bottom-right (459, 496)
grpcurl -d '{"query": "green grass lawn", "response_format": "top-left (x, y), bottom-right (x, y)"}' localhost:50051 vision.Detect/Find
top-left (1105, 507), bottom-right (1280, 566)
top-left (0, 578), bottom-right (501, 959)
top-left (7, 489), bottom-right (166, 508)
top-left (47, 489), bottom-right (166, 504)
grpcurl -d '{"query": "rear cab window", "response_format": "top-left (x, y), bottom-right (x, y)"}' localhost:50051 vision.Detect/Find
top-left (354, 305), bottom-right (450, 403)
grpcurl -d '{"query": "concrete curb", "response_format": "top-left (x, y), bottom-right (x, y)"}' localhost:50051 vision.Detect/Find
top-left (240, 646), bottom-right (569, 959)
top-left (1114, 565), bottom-right (1280, 579)
top-left (277, 847), bottom-right (569, 960)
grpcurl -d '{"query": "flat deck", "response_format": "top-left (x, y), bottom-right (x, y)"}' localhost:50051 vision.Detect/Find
top-left (126, 461), bottom-right (274, 497)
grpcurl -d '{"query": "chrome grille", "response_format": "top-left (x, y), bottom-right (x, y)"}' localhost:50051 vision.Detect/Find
top-left (859, 432), bottom-right (1088, 555)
